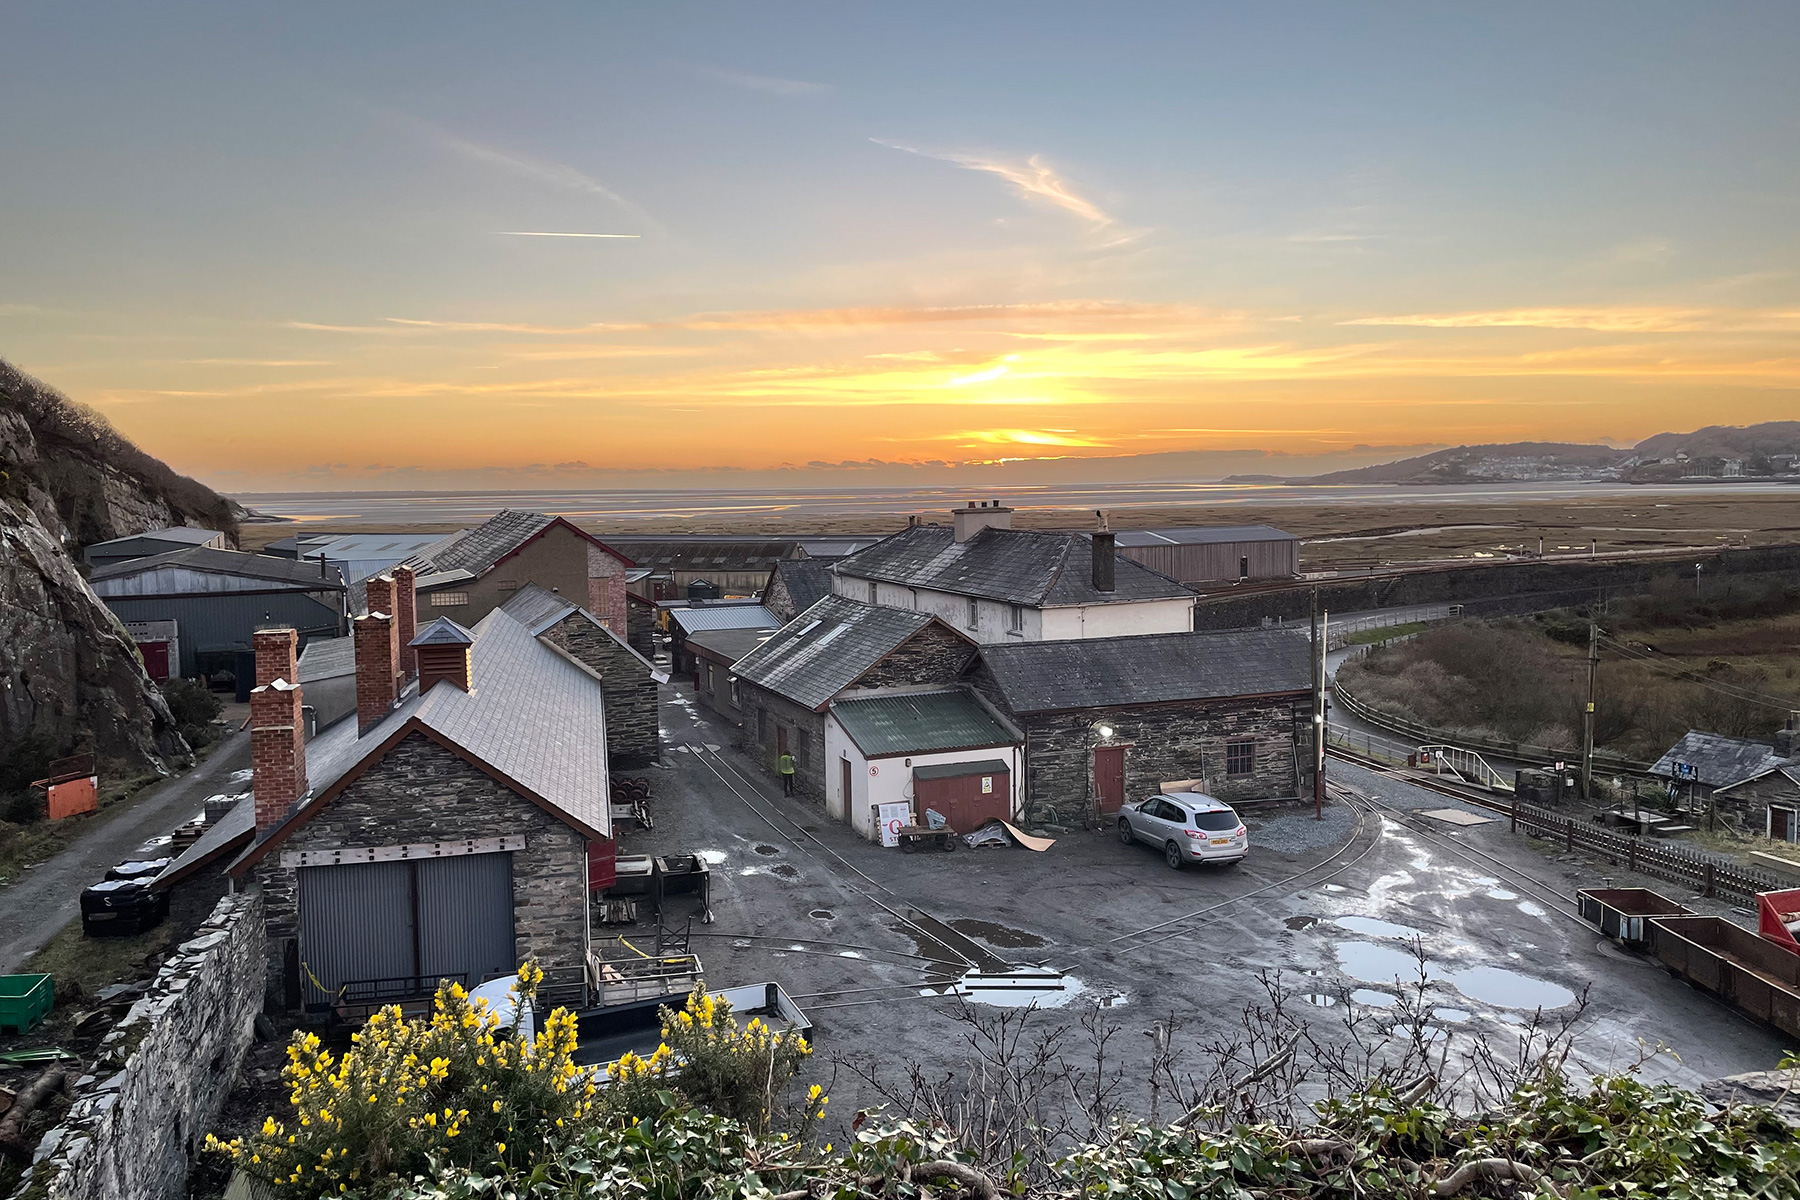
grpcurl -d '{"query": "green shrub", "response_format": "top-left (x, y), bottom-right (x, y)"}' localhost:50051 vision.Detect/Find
top-left (160, 677), bottom-right (223, 731)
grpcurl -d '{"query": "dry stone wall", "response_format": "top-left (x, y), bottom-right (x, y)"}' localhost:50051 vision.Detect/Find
top-left (20, 890), bottom-right (265, 1200)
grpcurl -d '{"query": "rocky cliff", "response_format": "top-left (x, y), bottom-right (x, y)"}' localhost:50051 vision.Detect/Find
top-left (0, 359), bottom-right (239, 775)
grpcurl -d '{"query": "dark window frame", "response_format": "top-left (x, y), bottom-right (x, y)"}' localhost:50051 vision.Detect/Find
top-left (1225, 740), bottom-right (1256, 777)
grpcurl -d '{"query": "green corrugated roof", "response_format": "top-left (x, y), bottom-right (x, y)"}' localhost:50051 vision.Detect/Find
top-left (831, 691), bottom-right (1019, 758)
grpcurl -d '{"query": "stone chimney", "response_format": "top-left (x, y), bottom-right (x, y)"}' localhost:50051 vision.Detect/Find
top-left (392, 564), bottom-right (419, 680)
top-left (1777, 711), bottom-right (1800, 759)
top-left (953, 499), bottom-right (1014, 542)
top-left (355, 611), bottom-right (400, 735)
top-left (251, 678), bottom-right (306, 834)
top-left (413, 618), bottom-right (476, 693)
top-left (1091, 510), bottom-right (1115, 593)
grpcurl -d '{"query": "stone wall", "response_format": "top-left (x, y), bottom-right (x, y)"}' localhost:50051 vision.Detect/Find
top-left (968, 663), bottom-right (1307, 824)
top-left (23, 890), bottom-right (265, 1200)
top-left (852, 624), bottom-right (976, 690)
top-left (541, 612), bottom-right (660, 768)
top-left (625, 595), bottom-right (656, 658)
top-left (1717, 770), bottom-right (1800, 822)
top-left (735, 682), bottom-right (827, 802)
top-left (253, 731), bottom-right (589, 1008)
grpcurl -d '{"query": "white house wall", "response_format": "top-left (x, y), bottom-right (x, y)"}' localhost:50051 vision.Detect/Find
top-left (835, 576), bottom-right (1190, 644)
top-left (1038, 598), bottom-right (1195, 641)
top-left (824, 715), bottom-right (1023, 841)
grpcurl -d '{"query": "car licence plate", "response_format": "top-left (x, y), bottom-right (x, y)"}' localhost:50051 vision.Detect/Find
top-left (1210, 837), bottom-right (1231, 845)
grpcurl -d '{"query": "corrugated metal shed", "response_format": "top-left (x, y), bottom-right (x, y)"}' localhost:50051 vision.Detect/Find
top-left (978, 628), bottom-right (1312, 714)
top-left (103, 593), bottom-right (344, 677)
top-left (84, 526), bottom-right (225, 567)
top-left (91, 547), bottom-right (347, 592)
top-left (831, 690), bottom-right (1020, 758)
top-left (669, 604), bottom-right (780, 634)
top-left (732, 596), bottom-right (935, 710)
top-left (1111, 525), bottom-right (1299, 584)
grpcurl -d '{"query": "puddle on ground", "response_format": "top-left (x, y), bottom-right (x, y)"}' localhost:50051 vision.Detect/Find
top-left (809, 909), bottom-right (835, 920)
top-left (1517, 900), bottom-right (1548, 918)
top-left (737, 867), bottom-right (762, 877)
top-left (950, 918), bottom-right (1047, 948)
top-left (1336, 941), bottom-right (1440, 985)
top-left (771, 864), bottom-right (799, 879)
top-left (696, 849), bottom-right (729, 865)
top-left (1433, 1007), bottom-right (1472, 1023)
top-left (732, 939), bottom-right (752, 948)
top-left (1322, 884), bottom-right (1348, 892)
top-left (930, 969), bottom-right (1087, 1009)
top-left (1284, 915), bottom-right (1320, 931)
top-left (888, 920), bottom-right (969, 966)
top-left (1350, 988), bottom-right (1399, 1008)
top-left (753, 844), bottom-right (781, 856)
top-left (1486, 888), bottom-right (1517, 901)
top-left (1447, 966), bottom-right (1576, 1010)
top-left (1335, 915), bottom-right (1424, 940)
top-left (837, 950), bottom-right (863, 959)
top-left (704, 743), bottom-right (721, 751)
top-left (1392, 1023), bottom-right (1449, 1043)
top-left (1302, 993), bottom-right (1339, 1007)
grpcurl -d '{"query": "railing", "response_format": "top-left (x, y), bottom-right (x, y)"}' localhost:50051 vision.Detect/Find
top-left (1509, 801), bottom-right (1785, 904)
top-left (1326, 605), bottom-right (1462, 649)
top-left (1417, 744), bottom-right (1512, 792)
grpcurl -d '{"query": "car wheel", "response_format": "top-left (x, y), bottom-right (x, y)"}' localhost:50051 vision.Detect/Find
top-left (1117, 818), bottom-right (1134, 845)
top-left (1164, 841), bottom-right (1184, 870)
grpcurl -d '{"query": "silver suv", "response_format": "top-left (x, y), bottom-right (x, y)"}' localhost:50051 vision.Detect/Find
top-left (1117, 792), bottom-right (1248, 869)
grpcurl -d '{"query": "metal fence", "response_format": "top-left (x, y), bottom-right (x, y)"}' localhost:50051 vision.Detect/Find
top-left (1509, 801), bottom-right (1786, 904)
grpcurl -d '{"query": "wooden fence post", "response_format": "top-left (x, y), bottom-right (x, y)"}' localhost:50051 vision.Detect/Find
top-left (1704, 861), bottom-right (1716, 898)
top-left (1628, 838), bottom-right (1636, 873)
top-left (1566, 819), bottom-right (1575, 852)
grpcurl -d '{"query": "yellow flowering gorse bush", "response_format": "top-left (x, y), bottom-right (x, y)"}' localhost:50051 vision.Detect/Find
top-left (206, 963), bottom-right (595, 1197)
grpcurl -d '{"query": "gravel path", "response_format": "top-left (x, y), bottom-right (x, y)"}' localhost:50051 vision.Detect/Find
top-left (1245, 800), bottom-right (1358, 855)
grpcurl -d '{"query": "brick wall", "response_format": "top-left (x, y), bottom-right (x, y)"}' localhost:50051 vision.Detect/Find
top-left (851, 624), bottom-right (976, 690)
top-left (28, 891), bottom-right (265, 1200)
top-left (253, 732), bottom-right (588, 1009)
top-left (968, 662), bottom-right (1306, 824)
top-left (586, 543), bottom-right (629, 629)
top-left (540, 613), bottom-right (660, 768)
top-left (735, 682), bottom-right (827, 802)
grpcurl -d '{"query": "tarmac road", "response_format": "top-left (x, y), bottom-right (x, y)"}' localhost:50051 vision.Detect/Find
top-left (0, 731), bottom-right (251, 974)
top-left (624, 684), bottom-right (1790, 1124)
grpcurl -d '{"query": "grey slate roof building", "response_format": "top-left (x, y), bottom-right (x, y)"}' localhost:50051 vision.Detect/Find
top-left (836, 524), bottom-right (1192, 607)
top-left (419, 510), bottom-right (559, 576)
top-left (974, 628), bottom-right (1312, 714)
top-left (731, 595), bottom-right (943, 711)
top-left (830, 690), bottom-right (1021, 758)
top-left (234, 601), bottom-right (613, 872)
top-left (765, 558), bottom-right (835, 622)
top-left (1650, 731), bottom-right (1796, 789)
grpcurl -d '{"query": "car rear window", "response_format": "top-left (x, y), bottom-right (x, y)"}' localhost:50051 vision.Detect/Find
top-left (1191, 809), bottom-right (1239, 831)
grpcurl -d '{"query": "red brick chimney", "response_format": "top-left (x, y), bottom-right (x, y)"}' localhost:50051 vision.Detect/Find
top-left (355, 611), bottom-right (400, 735)
top-left (391, 565), bottom-right (419, 680)
top-left (412, 618), bottom-right (475, 693)
top-left (364, 575), bottom-right (405, 699)
top-left (251, 679), bottom-right (306, 834)
top-left (253, 626), bottom-right (298, 688)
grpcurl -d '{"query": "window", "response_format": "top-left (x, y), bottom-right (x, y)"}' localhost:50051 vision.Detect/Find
top-left (1225, 740), bottom-right (1256, 777)
top-left (1239, 556), bottom-right (1250, 580)
top-left (729, 676), bottom-right (739, 706)
top-left (1009, 605), bottom-right (1025, 634)
top-left (967, 597), bottom-right (980, 629)
top-left (429, 591), bottom-right (469, 608)
top-left (497, 579), bottom-right (519, 592)
top-left (705, 663), bottom-right (715, 692)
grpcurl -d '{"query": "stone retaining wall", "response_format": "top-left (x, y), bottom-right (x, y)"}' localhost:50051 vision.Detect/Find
top-left (21, 889), bottom-right (265, 1200)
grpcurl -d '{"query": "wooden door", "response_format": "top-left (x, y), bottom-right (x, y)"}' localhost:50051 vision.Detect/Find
top-left (1094, 747), bottom-right (1126, 814)
top-left (834, 757), bottom-right (852, 821)
top-left (138, 641), bottom-right (170, 681)
top-left (777, 726), bottom-right (789, 756)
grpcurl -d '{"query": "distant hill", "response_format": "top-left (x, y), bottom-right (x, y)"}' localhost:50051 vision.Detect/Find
top-left (1296, 422), bottom-right (1800, 485)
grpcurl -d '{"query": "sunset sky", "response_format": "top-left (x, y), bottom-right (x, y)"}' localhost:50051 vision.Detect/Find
top-left (4, 3), bottom-right (1799, 492)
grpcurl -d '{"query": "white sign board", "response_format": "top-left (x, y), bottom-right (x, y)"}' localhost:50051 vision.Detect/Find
top-left (876, 802), bottom-right (911, 848)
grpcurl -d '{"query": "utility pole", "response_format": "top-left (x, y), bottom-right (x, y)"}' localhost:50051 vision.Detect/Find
top-left (1311, 590), bottom-right (1327, 820)
top-left (1580, 620), bottom-right (1598, 801)
top-left (1695, 562), bottom-right (1703, 598)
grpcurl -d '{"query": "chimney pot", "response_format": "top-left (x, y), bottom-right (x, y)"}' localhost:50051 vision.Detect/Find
top-left (953, 501), bottom-right (1014, 542)
top-left (354, 611), bottom-right (400, 735)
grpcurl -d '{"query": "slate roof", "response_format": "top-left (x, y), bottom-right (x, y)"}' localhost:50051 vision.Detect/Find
top-left (410, 510), bottom-right (632, 580)
top-left (412, 616), bottom-right (475, 646)
top-left (731, 596), bottom-right (938, 710)
top-left (831, 690), bottom-right (1020, 758)
top-left (977, 628), bottom-right (1312, 714)
top-left (232, 603), bottom-right (612, 872)
top-left (90, 547), bottom-right (346, 590)
top-left (686, 627), bottom-right (778, 665)
top-left (150, 795), bottom-right (254, 892)
top-left (1650, 731), bottom-right (1796, 788)
top-left (769, 559), bottom-right (834, 615)
top-left (497, 584), bottom-right (659, 675)
top-left (1716, 765), bottom-right (1800, 796)
top-left (1114, 525), bottom-right (1297, 547)
top-left (836, 525), bottom-right (1192, 607)
top-left (297, 635), bottom-right (356, 682)
top-left (87, 525), bottom-right (223, 552)
top-left (596, 538), bottom-right (800, 570)
top-left (670, 604), bottom-right (780, 634)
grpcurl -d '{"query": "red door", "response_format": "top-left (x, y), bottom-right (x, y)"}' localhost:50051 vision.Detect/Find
top-left (1094, 746), bottom-right (1126, 814)
top-left (587, 839), bottom-right (617, 892)
top-left (138, 640), bottom-right (170, 681)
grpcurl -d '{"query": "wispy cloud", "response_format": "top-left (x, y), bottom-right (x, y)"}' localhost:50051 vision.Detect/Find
top-left (179, 358), bottom-right (334, 367)
top-left (388, 112), bottom-right (664, 235)
top-left (874, 140), bottom-right (1138, 241)
top-left (499, 231), bottom-right (641, 239)
top-left (1342, 307), bottom-right (1800, 333)
top-left (689, 63), bottom-right (830, 96)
